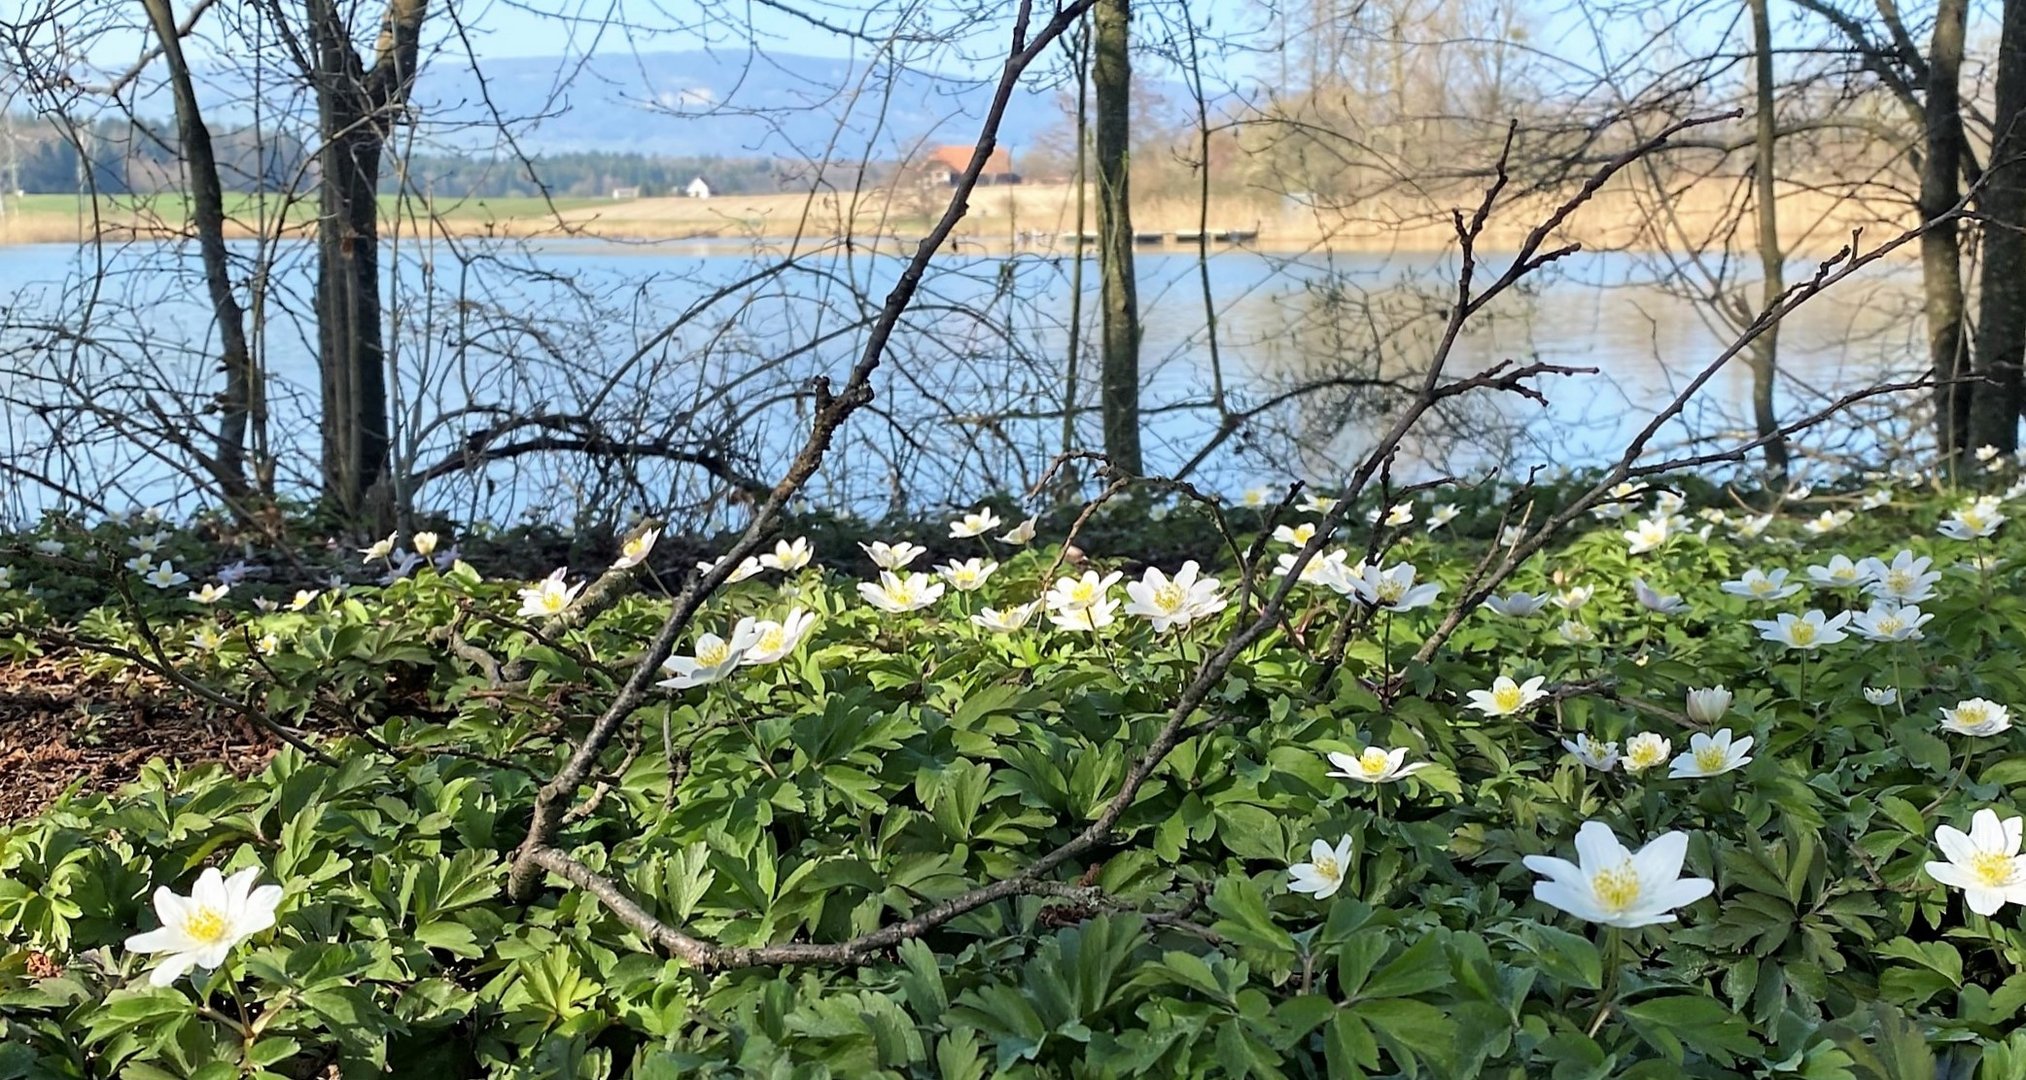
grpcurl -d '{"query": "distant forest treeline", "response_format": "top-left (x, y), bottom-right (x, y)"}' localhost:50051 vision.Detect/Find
top-left (0, 115), bottom-right (789, 197)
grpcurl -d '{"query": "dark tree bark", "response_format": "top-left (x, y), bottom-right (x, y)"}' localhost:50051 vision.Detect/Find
top-left (140, 0), bottom-right (254, 503)
top-left (1093, 0), bottom-right (1142, 474)
top-left (302, 0), bottom-right (427, 525)
top-left (1746, 0), bottom-right (1790, 479)
top-left (1968, 0), bottom-right (2026, 453)
top-left (1922, 0), bottom-right (1970, 457)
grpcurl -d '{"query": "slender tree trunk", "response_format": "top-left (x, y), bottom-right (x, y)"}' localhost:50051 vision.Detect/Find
top-left (140, 0), bottom-right (252, 503)
top-left (1062, 17), bottom-right (1089, 483)
top-left (304, 0), bottom-right (425, 525)
top-left (1968, 0), bottom-right (2026, 453)
top-left (1923, 0), bottom-right (1970, 458)
top-left (1093, 0), bottom-right (1142, 474)
top-left (1747, 0), bottom-right (1790, 479)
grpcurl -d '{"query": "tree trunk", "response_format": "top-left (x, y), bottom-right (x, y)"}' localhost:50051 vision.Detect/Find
top-left (1923, 0), bottom-right (1970, 458)
top-left (304, 0), bottom-right (426, 525)
top-left (1967, 0), bottom-right (2026, 453)
top-left (1746, 0), bottom-right (1790, 480)
top-left (1093, 0), bottom-right (1142, 475)
top-left (140, 0), bottom-right (253, 503)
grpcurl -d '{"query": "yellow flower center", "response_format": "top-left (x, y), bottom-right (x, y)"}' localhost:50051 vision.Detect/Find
top-left (1375, 580), bottom-right (1406, 603)
top-left (1885, 570), bottom-right (1913, 592)
top-left (1492, 685), bottom-right (1522, 712)
top-left (1313, 855), bottom-right (1341, 883)
top-left (1694, 745), bottom-right (1728, 772)
top-left (890, 585), bottom-right (916, 606)
top-left (1291, 524), bottom-right (1315, 544)
top-left (1876, 615), bottom-right (1904, 635)
top-left (179, 906), bottom-right (230, 945)
top-left (1833, 567), bottom-right (1856, 582)
top-left (697, 642), bottom-right (731, 666)
top-left (1788, 622), bottom-right (1816, 646)
top-left (1749, 579), bottom-right (1773, 596)
top-left (1358, 749), bottom-right (1391, 777)
top-left (625, 538), bottom-right (647, 559)
top-left (540, 594), bottom-right (567, 614)
top-left (758, 629), bottom-right (785, 652)
top-left (1154, 582), bottom-right (1185, 611)
top-left (1070, 582), bottom-right (1096, 604)
top-left (1591, 863), bottom-right (1642, 913)
top-left (1628, 744), bottom-right (1663, 769)
top-left (1971, 852), bottom-right (2018, 889)
top-left (1964, 512), bottom-right (1988, 530)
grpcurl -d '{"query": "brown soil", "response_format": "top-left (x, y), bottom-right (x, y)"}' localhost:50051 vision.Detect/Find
top-left (0, 656), bottom-right (277, 823)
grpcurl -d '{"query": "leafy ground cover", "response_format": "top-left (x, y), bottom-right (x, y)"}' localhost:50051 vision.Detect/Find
top-left (2, 474), bottom-right (2026, 1077)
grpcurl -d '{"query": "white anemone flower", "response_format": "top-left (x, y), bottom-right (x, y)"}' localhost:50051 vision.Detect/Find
top-left (1123, 562), bottom-right (1227, 632)
top-left (613, 528), bottom-right (661, 570)
top-left (1805, 555), bottom-right (1866, 588)
top-left (189, 626), bottom-right (224, 651)
top-left (736, 609), bottom-right (818, 666)
top-left (1561, 735), bottom-right (1620, 771)
top-left (1667, 728), bottom-right (1754, 778)
top-left (1465, 675), bottom-right (1548, 717)
top-left (1849, 602), bottom-right (1932, 643)
top-left (1365, 502), bottom-right (1415, 527)
top-left (1553, 586), bottom-right (1594, 611)
top-left (1045, 570), bottom-right (1123, 613)
top-left (32, 539), bottom-right (64, 556)
top-left (1749, 609), bottom-right (1851, 650)
top-left (143, 562), bottom-right (191, 589)
top-left (1940, 698), bottom-right (2012, 737)
top-left (1622, 514), bottom-right (1672, 555)
top-left (187, 582), bottom-right (230, 604)
top-left (857, 571), bottom-right (945, 614)
top-left (411, 531), bottom-right (440, 558)
top-left (1324, 746), bottom-right (1429, 785)
top-left (1048, 596), bottom-right (1119, 632)
top-left (971, 602), bottom-right (1039, 633)
top-left (358, 532), bottom-right (397, 564)
top-left (1298, 493), bottom-right (1339, 515)
top-left (1860, 550), bottom-right (1941, 603)
top-left (1720, 567), bottom-right (1802, 602)
top-left (1925, 809), bottom-right (2026, 915)
top-left (1684, 686), bottom-right (1732, 724)
top-left (758, 537), bottom-right (813, 572)
top-left (1802, 510), bottom-right (1853, 536)
top-left (861, 541), bottom-right (927, 570)
top-left (1524, 822), bottom-right (1714, 928)
top-left (937, 558), bottom-right (999, 592)
top-left (949, 508), bottom-right (1003, 539)
top-left (998, 517), bottom-right (1038, 545)
top-left (1240, 486), bottom-right (1273, 508)
top-left (1483, 592), bottom-right (1553, 617)
top-left (1939, 501), bottom-right (2006, 540)
top-left (1631, 578), bottom-right (1687, 615)
top-left (1622, 733), bottom-right (1671, 774)
top-left (1863, 686), bottom-right (1900, 706)
top-left (1288, 835), bottom-right (1355, 900)
top-left (1273, 549), bottom-right (1355, 593)
top-left (1557, 620), bottom-right (1596, 645)
top-left (129, 531), bottom-right (169, 554)
top-left (124, 867), bottom-right (283, 988)
top-left (517, 569), bottom-right (582, 618)
top-left (1860, 489), bottom-right (1893, 510)
top-left (1272, 522), bottom-right (1318, 547)
top-left (287, 589), bottom-right (320, 612)
top-left (1351, 562), bottom-right (1441, 611)
top-left (695, 555), bottom-right (765, 584)
top-left (1427, 504), bottom-right (1461, 531)
top-left (657, 625), bottom-right (762, 689)
top-left (255, 633), bottom-right (280, 657)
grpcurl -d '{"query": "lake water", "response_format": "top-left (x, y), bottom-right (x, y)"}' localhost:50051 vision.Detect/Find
top-left (0, 236), bottom-right (1929, 524)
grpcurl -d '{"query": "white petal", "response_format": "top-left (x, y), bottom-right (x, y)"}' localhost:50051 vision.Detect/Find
top-left (1572, 822), bottom-right (1627, 872)
top-left (1629, 830), bottom-right (1690, 884)
top-left (1936, 825), bottom-right (1977, 865)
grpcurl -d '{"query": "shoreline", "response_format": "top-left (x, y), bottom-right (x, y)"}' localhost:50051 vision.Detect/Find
top-left (0, 180), bottom-right (1925, 260)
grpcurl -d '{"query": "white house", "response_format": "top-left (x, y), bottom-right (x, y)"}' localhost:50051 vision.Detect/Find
top-left (684, 177), bottom-right (711, 199)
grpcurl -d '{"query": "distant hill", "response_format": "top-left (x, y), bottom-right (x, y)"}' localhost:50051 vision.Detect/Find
top-left (399, 50), bottom-right (1081, 160)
